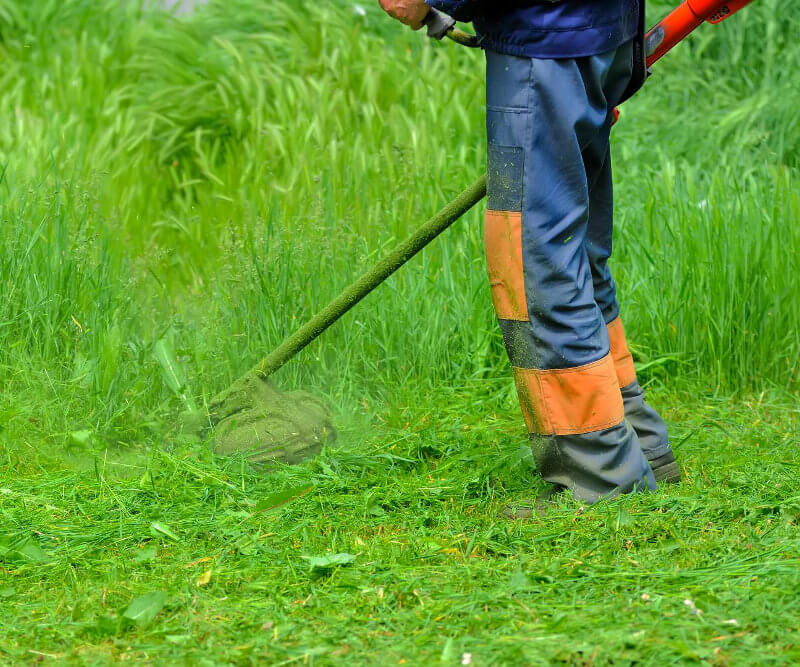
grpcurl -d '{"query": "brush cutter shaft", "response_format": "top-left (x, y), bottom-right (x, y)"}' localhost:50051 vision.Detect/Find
top-left (254, 175), bottom-right (488, 379)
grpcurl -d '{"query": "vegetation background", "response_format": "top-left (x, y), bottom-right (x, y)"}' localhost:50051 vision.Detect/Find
top-left (0, 0), bottom-right (798, 662)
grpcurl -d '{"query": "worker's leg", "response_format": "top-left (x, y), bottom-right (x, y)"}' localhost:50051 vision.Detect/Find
top-left (484, 46), bottom-right (655, 503)
top-left (583, 114), bottom-right (672, 464)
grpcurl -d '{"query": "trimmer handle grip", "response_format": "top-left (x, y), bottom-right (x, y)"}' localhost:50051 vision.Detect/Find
top-left (423, 8), bottom-right (482, 48)
top-left (423, 7), bottom-right (456, 40)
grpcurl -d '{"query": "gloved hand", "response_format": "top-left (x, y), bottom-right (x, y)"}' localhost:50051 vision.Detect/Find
top-left (377, 0), bottom-right (431, 30)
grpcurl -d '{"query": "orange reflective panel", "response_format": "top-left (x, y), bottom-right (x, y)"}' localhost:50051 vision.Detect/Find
top-left (512, 354), bottom-right (624, 436)
top-left (484, 210), bottom-right (528, 322)
top-left (607, 317), bottom-right (637, 389)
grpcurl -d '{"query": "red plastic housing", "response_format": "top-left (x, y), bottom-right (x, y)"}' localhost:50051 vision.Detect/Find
top-left (645, 0), bottom-right (756, 67)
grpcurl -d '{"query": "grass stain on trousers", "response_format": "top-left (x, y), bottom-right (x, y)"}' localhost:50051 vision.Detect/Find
top-left (484, 40), bottom-right (671, 502)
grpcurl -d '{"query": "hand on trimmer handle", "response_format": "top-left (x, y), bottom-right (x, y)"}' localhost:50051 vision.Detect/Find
top-left (423, 8), bottom-right (482, 48)
top-left (423, 6), bottom-right (456, 39)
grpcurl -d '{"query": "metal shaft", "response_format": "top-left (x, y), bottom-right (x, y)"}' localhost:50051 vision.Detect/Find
top-left (252, 174), bottom-right (488, 379)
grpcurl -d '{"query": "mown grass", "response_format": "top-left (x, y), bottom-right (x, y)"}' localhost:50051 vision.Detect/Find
top-left (2, 389), bottom-right (800, 663)
top-left (1, 0), bottom-right (799, 662)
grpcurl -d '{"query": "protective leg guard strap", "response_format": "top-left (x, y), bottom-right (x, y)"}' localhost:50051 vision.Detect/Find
top-left (484, 209), bottom-right (528, 322)
top-left (607, 317), bottom-right (637, 388)
top-left (512, 353), bottom-right (625, 436)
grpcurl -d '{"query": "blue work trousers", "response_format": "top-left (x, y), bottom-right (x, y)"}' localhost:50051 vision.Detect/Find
top-left (484, 41), bottom-right (670, 502)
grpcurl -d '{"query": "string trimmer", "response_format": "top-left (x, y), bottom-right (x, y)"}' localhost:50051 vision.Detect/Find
top-left (185, 0), bottom-right (756, 464)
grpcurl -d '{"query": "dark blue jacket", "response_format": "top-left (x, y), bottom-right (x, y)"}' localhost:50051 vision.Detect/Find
top-left (426, 0), bottom-right (640, 59)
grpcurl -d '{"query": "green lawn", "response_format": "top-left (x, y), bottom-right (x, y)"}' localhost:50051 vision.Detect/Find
top-left (3, 386), bottom-right (800, 663)
top-left (1, 0), bottom-right (799, 663)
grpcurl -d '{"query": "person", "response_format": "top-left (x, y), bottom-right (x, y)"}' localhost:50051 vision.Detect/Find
top-left (377, 0), bottom-right (680, 512)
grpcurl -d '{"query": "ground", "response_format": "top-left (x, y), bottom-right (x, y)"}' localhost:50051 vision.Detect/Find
top-left (2, 386), bottom-right (800, 663)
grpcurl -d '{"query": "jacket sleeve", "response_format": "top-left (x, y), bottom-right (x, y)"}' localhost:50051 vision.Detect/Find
top-left (426, 0), bottom-right (487, 22)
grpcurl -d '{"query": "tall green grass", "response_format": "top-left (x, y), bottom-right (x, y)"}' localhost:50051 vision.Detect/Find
top-left (0, 0), bottom-right (798, 451)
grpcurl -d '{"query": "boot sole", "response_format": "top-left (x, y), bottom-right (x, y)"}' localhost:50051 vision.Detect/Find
top-left (653, 460), bottom-right (681, 484)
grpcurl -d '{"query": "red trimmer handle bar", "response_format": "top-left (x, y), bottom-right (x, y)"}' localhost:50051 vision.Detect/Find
top-left (645, 0), bottom-right (756, 66)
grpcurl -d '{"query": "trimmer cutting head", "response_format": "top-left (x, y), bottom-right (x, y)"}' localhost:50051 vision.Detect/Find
top-left (183, 374), bottom-right (336, 464)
